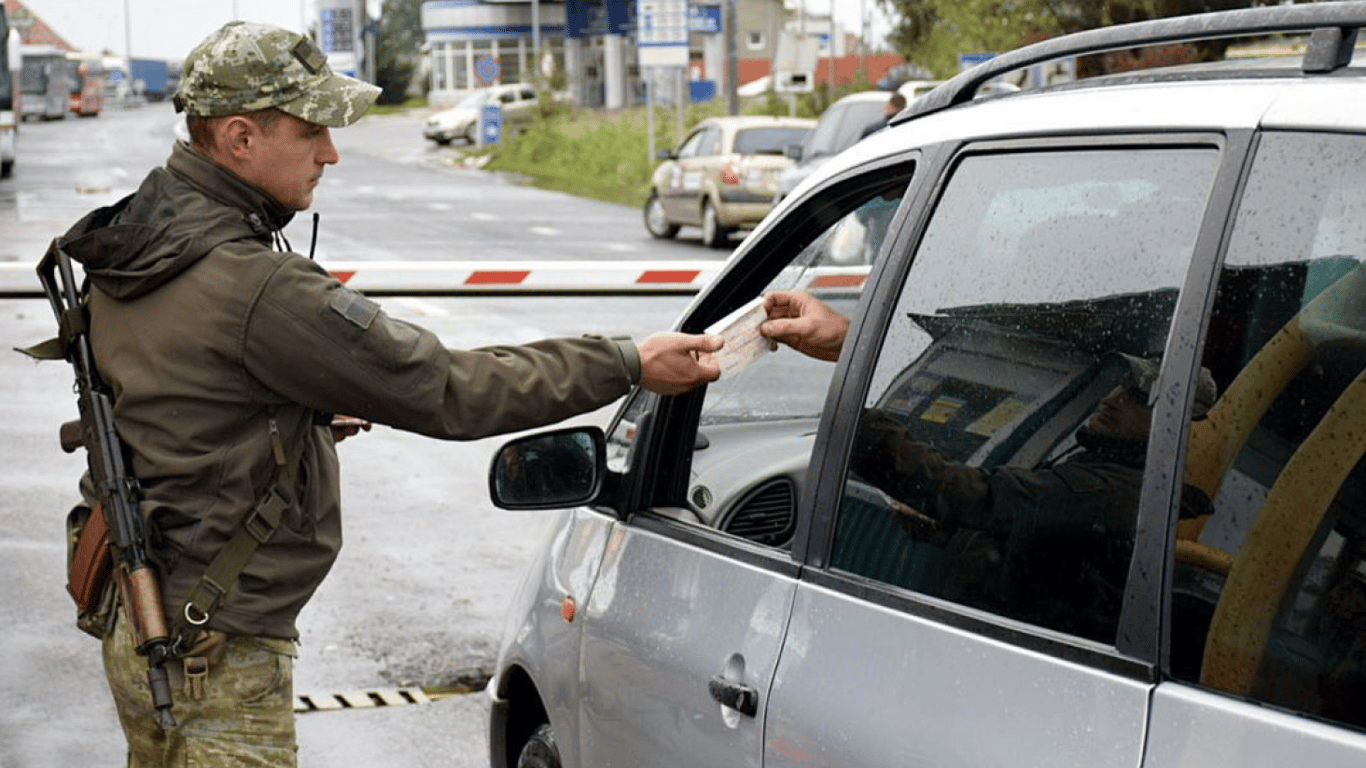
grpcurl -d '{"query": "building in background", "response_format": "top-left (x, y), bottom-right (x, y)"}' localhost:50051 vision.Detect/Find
top-left (420, 0), bottom-right (903, 110)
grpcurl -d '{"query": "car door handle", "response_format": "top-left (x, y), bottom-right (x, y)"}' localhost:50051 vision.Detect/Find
top-left (708, 675), bottom-right (759, 717)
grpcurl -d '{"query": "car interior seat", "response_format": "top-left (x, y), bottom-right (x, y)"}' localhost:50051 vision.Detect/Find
top-left (1172, 264), bottom-right (1366, 694)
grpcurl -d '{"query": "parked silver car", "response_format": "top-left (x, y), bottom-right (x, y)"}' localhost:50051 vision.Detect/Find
top-left (487, 5), bottom-right (1366, 767)
top-left (772, 90), bottom-right (888, 204)
top-left (423, 83), bottom-right (540, 145)
top-left (644, 115), bottom-right (816, 248)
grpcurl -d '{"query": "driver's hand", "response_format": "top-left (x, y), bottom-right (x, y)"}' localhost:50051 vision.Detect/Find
top-left (888, 498), bottom-right (940, 541)
top-left (760, 290), bottom-right (850, 362)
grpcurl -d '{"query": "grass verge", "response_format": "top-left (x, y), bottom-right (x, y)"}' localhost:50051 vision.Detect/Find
top-left (482, 85), bottom-right (875, 209)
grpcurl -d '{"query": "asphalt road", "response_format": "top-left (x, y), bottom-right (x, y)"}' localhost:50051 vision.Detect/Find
top-left (0, 103), bottom-right (713, 767)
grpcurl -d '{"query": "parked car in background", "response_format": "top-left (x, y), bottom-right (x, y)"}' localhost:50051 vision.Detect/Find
top-left (644, 115), bottom-right (815, 247)
top-left (772, 90), bottom-right (889, 204)
top-left (423, 83), bottom-right (541, 146)
top-left (777, 79), bottom-right (1023, 205)
top-left (486, 4), bottom-right (1366, 768)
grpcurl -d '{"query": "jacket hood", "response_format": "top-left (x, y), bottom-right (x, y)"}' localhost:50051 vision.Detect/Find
top-left (55, 142), bottom-right (295, 299)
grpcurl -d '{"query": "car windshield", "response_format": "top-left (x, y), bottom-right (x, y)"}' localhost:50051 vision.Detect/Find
top-left (805, 99), bottom-right (886, 159)
top-left (733, 126), bottom-right (811, 155)
top-left (455, 90), bottom-right (488, 108)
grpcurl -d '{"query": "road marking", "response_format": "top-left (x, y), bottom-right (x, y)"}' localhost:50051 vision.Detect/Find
top-left (471, 212), bottom-right (498, 221)
top-left (530, 226), bottom-right (559, 237)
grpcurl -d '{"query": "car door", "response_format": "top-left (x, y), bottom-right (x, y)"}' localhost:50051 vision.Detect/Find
top-left (573, 161), bottom-right (917, 767)
top-left (766, 137), bottom-right (1229, 767)
top-left (1149, 129), bottom-right (1366, 766)
top-left (663, 125), bottom-right (720, 225)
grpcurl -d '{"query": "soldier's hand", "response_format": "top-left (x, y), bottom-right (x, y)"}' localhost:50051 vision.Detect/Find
top-left (760, 290), bottom-right (850, 362)
top-left (636, 332), bottom-right (724, 396)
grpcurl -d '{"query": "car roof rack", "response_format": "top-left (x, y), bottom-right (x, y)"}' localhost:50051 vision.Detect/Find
top-left (898, 1), bottom-right (1366, 123)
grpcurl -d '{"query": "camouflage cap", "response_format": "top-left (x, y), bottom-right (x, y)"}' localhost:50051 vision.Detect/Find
top-left (1116, 353), bottom-right (1219, 419)
top-left (173, 21), bottom-right (379, 127)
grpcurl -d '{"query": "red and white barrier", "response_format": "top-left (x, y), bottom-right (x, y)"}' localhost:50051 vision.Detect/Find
top-left (325, 260), bottom-right (725, 295)
top-left (0, 260), bottom-right (869, 298)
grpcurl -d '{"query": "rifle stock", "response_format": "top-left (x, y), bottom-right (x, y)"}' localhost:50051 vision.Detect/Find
top-left (38, 245), bottom-right (179, 729)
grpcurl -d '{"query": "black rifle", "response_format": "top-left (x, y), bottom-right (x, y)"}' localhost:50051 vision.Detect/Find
top-left (38, 244), bottom-right (178, 729)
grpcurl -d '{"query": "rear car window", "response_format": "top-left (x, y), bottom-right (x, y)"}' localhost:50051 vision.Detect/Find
top-left (733, 127), bottom-right (811, 156)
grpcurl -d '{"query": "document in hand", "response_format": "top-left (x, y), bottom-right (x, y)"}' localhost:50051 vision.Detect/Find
top-left (705, 297), bottom-right (771, 378)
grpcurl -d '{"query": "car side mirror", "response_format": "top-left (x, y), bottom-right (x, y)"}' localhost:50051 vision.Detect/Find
top-left (784, 143), bottom-right (804, 161)
top-left (656, 148), bottom-right (677, 161)
top-left (488, 426), bottom-right (609, 510)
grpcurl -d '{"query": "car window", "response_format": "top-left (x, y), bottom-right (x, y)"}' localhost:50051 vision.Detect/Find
top-left (833, 146), bottom-right (1220, 644)
top-left (520, 87), bottom-right (535, 101)
top-left (733, 127), bottom-right (811, 156)
top-left (701, 128), bottom-right (722, 157)
top-left (676, 129), bottom-right (707, 159)
top-left (1172, 131), bottom-right (1366, 732)
top-left (607, 166), bottom-right (915, 549)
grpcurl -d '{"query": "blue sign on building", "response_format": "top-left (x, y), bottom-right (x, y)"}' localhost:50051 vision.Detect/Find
top-left (688, 5), bottom-right (722, 35)
top-left (606, 0), bottom-right (635, 34)
top-left (566, 0), bottom-right (637, 38)
top-left (566, 0), bottom-right (608, 38)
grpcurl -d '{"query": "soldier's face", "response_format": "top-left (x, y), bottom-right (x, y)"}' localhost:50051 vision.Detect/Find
top-left (1083, 384), bottom-right (1153, 442)
top-left (241, 112), bottom-right (339, 211)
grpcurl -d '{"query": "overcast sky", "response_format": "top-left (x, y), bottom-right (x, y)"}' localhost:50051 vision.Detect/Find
top-left (21, 0), bottom-right (318, 60)
top-left (20, 0), bottom-right (887, 62)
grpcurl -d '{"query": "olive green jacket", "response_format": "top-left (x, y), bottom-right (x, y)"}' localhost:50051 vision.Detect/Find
top-left (57, 142), bottom-right (639, 639)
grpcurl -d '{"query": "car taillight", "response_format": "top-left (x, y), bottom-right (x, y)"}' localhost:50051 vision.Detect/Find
top-left (720, 165), bottom-right (741, 185)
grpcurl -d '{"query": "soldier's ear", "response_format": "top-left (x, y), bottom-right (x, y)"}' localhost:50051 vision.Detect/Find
top-left (219, 116), bottom-right (257, 159)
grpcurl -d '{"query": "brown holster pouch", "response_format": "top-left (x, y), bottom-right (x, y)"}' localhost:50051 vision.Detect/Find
top-left (66, 502), bottom-right (117, 639)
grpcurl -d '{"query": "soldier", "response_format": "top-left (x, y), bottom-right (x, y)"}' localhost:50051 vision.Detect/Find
top-left (760, 289), bottom-right (1216, 641)
top-left (53, 20), bottom-right (721, 766)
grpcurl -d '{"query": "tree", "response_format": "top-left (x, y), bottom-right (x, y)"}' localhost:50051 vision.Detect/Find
top-left (374, 0), bottom-right (424, 105)
top-left (877, 0), bottom-right (1279, 78)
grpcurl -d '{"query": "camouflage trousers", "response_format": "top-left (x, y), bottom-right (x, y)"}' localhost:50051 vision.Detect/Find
top-left (102, 608), bottom-right (299, 767)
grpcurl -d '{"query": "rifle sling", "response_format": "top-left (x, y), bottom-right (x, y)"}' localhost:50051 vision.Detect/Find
top-left (180, 418), bottom-right (300, 632)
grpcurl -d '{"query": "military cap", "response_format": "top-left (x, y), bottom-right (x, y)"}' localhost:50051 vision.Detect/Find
top-left (173, 21), bottom-right (379, 127)
top-left (1116, 353), bottom-right (1219, 419)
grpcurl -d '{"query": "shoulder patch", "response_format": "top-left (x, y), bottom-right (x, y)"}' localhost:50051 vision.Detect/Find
top-left (328, 288), bottom-right (380, 330)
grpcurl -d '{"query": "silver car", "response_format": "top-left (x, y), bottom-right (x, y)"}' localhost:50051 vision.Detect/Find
top-left (487, 5), bottom-right (1366, 767)
top-left (423, 84), bottom-right (541, 145)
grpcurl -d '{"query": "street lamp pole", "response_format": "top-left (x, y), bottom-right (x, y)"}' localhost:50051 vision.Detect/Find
top-left (533, 0), bottom-right (541, 85)
top-left (726, 0), bottom-right (738, 114)
top-left (827, 0), bottom-right (834, 103)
